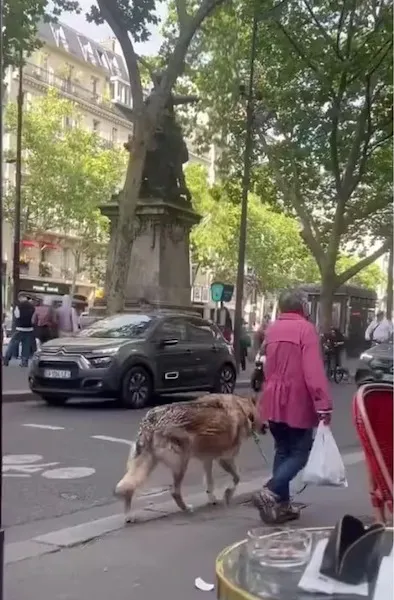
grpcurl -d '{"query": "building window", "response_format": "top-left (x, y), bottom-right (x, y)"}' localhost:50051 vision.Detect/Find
top-left (111, 56), bottom-right (121, 76)
top-left (111, 128), bottom-right (118, 143)
top-left (64, 116), bottom-right (72, 129)
top-left (91, 77), bottom-right (98, 97)
top-left (109, 81), bottom-right (116, 101)
top-left (93, 119), bottom-right (100, 133)
top-left (52, 25), bottom-right (69, 51)
top-left (97, 50), bottom-right (109, 69)
top-left (80, 39), bottom-right (97, 65)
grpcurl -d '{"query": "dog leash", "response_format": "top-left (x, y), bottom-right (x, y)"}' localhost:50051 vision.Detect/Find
top-left (251, 429), bottom-right (308, 498)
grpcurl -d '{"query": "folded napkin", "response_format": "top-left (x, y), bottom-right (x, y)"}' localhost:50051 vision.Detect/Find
top-left (373, 543), bottom-right (393, 600)
top-left (298, 539), bottom-right (368, 597)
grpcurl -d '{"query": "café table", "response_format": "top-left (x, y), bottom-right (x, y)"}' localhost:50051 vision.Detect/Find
top-left (215, 526), bottom-right (393, 600)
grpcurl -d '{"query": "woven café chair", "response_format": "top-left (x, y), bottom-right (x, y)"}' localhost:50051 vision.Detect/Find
top-left (353, 383), bottom-right (393, 524)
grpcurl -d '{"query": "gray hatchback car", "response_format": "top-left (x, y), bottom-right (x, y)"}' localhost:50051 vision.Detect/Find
top-left (29, 311), bottom-right (237, 408)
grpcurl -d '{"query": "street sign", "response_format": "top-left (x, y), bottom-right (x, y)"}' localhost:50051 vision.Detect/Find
top-left (210, 282), bottom-right (234, 303)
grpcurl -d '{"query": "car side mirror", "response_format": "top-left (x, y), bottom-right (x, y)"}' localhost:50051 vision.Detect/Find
top-left (159, 338), bottom-right (179, 347)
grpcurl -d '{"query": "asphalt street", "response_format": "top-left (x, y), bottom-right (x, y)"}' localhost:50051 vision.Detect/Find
top-left (3, 381), bottom-right (360, 539)
top-left (5, 461), bottom-right (372, 600)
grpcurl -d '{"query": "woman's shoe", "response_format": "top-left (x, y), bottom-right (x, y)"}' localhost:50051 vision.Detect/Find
top-left (252, 488), bottom-right (280, 524)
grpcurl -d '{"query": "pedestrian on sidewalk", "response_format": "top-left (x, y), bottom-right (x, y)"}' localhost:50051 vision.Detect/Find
top-left (365, 311), bottom-right (393, 345)
top-left (253, 288), bottom-right (332, 524)
top-left (3, 293), bottom-right (36, 367)
top-left (56, 294), bottom-right (79, 337)
top-left (32, 296), bottom-right (58, 345)
top-left (240, 320), bottom-right (251, 371)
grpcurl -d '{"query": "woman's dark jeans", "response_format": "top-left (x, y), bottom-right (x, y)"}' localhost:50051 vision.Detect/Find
top-left (266, 421), bottom-right (313, 502)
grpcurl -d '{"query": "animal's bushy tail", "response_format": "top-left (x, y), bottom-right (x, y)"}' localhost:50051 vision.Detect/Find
top-left (115, 433), bottom-right (156, 497)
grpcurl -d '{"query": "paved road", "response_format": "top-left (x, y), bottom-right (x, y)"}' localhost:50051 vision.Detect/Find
top-left (5, 461), bottom-right (372, 600)
top-left (3, 381), bottom-right (359, 535)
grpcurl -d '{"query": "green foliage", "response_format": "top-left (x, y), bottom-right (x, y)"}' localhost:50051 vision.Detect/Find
top-left (5, 90), bottom-right (126, 282)
top-left (178, 0), bottom-right (393, 299)
top-left (186, 164), bottom-right (317, 292)
top-left (336, 256), bottom-right (386, 291)
top-left (3, 0), bottom-right (79, 71)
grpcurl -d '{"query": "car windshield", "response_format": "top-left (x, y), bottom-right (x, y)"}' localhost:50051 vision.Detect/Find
top-left (78, 314), bottom-right (155, 339)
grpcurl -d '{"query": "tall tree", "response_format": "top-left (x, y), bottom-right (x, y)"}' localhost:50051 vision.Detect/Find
top-left (187, 164), bottom-right (318, 292)
top-left (5, 90), bottom-right (125, 286)
top-left (180, 0), bottom-right (393, 329)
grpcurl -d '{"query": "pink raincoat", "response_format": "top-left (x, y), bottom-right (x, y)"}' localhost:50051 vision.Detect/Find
top-left (258, 312), bottom-right (332, 429)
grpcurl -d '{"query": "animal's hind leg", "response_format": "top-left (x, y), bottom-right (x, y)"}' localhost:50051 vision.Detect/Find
top-left (218, 458), bottom-right (240, 505)
top-left (169, 456), bottom-right (192, 512)
top-left (202, 459), bottom-right (218, 505)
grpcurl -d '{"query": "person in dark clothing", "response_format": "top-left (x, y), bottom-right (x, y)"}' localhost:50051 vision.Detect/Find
top-left (322, 327), bottom-right (345, 372)
top-left (3, 294), bottom-right (35, 367)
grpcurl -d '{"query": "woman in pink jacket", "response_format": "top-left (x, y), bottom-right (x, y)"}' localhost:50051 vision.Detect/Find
top-left (253, 288), bottom-right (332, 524)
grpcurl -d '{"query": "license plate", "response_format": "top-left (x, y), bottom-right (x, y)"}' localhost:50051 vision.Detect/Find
top-left (43, 369), bottom-right (71, 379)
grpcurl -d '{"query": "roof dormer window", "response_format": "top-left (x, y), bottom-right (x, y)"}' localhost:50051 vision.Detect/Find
top-left (52, 25), bottom-right (69, 51)
top-left (80, 39), bottom-right (97, 65)
top-left (111, 56), bottom-right (121, 76)
top-left (97, 50), bottom-right (109, 70)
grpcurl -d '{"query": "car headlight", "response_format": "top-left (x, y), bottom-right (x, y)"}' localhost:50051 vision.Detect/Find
top-left (89, 356), bottom-right (113, 368)
top-left (360, 352), bottom-right (373, 361)
top-left (91, 347), bottom-right (120, 355)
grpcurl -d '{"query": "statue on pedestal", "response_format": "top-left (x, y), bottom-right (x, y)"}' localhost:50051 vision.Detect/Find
top-left (124, 72), bottom-right (199, 203)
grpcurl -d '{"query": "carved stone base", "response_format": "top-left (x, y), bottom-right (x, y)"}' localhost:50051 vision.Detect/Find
top-left (97, 196), bottom-right (201, 313)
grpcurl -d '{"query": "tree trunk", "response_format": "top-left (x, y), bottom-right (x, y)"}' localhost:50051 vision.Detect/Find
top-left (106, 140), bottom-right (148, 314)
top-left (319, 274), bottom-right (337, 333)
top-left (386, 247), bottom-right (393, 319)
top-left (71, 253), bottom-right (80, 297)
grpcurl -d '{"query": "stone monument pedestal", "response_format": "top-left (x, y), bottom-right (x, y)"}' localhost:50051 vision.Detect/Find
top-left (97, 196), bottom-right (201, 313)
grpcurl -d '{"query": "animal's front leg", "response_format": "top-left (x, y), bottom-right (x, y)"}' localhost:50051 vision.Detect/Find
top-left (218, 458), bottom-right (240, 504)
top-left (124, 493), bottom-right (134, 524)
top-left (202, 459), bottom-right (218, 505)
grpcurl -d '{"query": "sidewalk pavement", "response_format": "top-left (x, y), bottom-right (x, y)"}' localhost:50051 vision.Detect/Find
top-left (5, 461), bottom-right (372, 600)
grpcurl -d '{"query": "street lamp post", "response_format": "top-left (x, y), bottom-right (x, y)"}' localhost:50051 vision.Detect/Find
top-left (12, 54), bottom-right (24, 318)
top-left (233, 6), bottom-right (259, 372)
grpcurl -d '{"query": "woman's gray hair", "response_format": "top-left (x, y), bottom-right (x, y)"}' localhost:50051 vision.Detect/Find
top-left (278, 288), bottom-right (308, 314)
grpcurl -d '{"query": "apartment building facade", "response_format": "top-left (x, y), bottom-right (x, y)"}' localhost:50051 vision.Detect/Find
top-left (2, 20), bottom-right (214, 306)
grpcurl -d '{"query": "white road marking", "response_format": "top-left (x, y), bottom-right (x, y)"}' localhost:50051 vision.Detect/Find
top-left (3, 462), bottom-right (59, 475)
top-left (91, 435), bottom-right (135, 447)
top-left (41, 467), bottom-right (96, 480)
top-left (3, 454), bottom-right (43, 465)
top-left (23, 423), bottom-right (65, 431)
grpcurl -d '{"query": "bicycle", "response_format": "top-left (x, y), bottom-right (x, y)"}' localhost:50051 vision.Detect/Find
top-left (323, 346), bottom-right (348, 384)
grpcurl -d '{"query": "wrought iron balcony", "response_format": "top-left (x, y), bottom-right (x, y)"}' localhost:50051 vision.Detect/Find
top-left (23, 63), bottom-right (117, 114)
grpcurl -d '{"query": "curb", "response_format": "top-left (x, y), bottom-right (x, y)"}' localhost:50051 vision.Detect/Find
top-left (4, 450), bottom-right (364, 566)
top-left (2, 380), bottom-right (252, 404)
top-left (5, 477), bottom-right (261, 566)
top-left (3, 391), bottom-right (35, 403)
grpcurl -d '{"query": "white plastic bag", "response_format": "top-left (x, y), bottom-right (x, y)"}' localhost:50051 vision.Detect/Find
top-left (303, 422), bottom-right (347, 487)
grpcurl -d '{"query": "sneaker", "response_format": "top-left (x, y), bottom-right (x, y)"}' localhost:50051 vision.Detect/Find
top-left (252, 488), bottom-right (280, 524)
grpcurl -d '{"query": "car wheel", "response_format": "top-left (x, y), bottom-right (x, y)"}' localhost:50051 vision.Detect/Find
top-left (41, 395), bottom-right (69, 406)
top-left (214, 364), bottom-right (236, 394)
top-left (121, 366), bottom-right (152, 409)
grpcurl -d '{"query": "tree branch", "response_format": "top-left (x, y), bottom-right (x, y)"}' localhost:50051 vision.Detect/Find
top-left (302, 0), bottom-right (343, 59)
top-left (174, 0), bottom-right (192, 32)
top-left (330, 68), bottom-right (348, 194)
top-left (336, 239), bottom-right (391, 286)
top-left (96, 0), bottom-right (144, 112)
top-left (258, 132), bottom-right (323, 267)
top-left (275, 21), bottom-right (329, 87)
